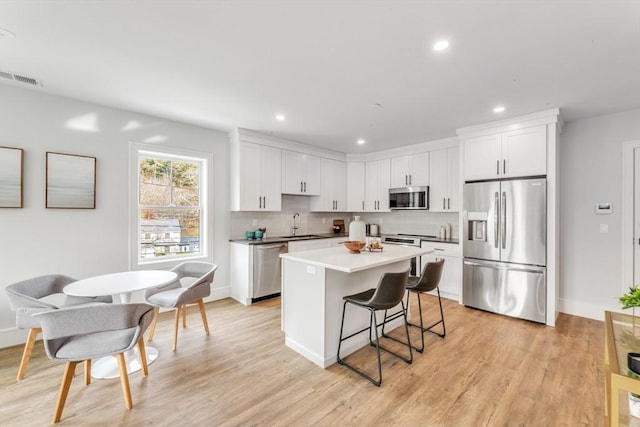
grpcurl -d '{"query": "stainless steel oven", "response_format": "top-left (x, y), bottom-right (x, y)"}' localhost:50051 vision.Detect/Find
top-left (381, 234), bottom-right (426, 277)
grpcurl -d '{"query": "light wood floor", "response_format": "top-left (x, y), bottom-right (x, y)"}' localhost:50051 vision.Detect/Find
top-left (0, 296), bottom-right (603, 426)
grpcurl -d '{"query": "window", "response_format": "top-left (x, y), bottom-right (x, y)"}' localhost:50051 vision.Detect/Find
top-left (133, 147), bottom-right (208, 265)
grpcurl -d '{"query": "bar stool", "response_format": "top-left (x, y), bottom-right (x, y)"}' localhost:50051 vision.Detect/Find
top-left (336, 269), bottom-right (412, 387)
top-left (401, 259), bottom-right (446, 353)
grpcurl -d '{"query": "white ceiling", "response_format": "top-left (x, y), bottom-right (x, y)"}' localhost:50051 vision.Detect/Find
top-left (1, 0), bottom-right (639, 153)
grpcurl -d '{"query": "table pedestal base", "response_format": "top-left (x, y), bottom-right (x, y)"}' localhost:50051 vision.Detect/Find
top-left (91, 346), bottom-right (158, 379)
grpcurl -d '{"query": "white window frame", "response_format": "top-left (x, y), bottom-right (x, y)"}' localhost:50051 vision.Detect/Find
top-left (129, 142), bottom-right (211, 270)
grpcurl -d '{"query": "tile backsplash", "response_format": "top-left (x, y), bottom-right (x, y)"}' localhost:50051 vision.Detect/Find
top-left (230, 195), bottom-right (459, 239)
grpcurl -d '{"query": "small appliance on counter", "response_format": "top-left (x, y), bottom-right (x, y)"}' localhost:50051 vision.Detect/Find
top-left (366, 223), bottom-right (380, 236)
top-left (332, 219), bottom-right (345, 234)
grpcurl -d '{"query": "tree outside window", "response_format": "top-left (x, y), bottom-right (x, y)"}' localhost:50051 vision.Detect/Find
top-left (138, 154), bottom-right (204, 261)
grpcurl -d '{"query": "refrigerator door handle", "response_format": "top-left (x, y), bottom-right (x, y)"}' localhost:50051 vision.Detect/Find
top-left (501, 191), bottom-right (507, 250)
top-left (494, 192), bottom-right (499, 248)
top-left (463, 260), bottom-right (544, 275)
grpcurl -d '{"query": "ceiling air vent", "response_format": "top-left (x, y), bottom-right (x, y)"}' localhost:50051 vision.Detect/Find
top-left (0, 70), bottom-right (41, 86)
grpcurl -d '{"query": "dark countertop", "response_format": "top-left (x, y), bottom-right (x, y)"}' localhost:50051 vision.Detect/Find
top-left (229, 233), bottom-right (458, 245)
top-left (229, 233), bottom-right (349, 245)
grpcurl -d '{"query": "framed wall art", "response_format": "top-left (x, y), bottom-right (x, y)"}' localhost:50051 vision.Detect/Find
top-left (0, 146), bottom-right (24, 208)
top-left (46, 152), bottom-right (96, 209)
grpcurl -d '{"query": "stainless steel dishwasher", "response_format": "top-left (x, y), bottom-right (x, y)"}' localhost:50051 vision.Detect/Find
top-left (252, 242), bottom-right (288, 301)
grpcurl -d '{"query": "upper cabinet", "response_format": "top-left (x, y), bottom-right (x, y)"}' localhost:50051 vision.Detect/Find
top-left (310, 159), bottom-right (347, 212)
top-left (429, 147), bottom-right (459, 212)
top-left (347, 162), bottom-right (366, 212)
top-left (230, 141), bottom-right (282, 211)
top-left (365, 159), bottom-right (391, 212)
top-left (390, 152), bottom-right (430, 187)
top-left (463, 125), bottom-right (546, 181)
top-left (282, 150), bottom-right (321, 195)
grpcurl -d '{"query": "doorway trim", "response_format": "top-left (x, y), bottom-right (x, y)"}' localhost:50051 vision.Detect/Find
top-left (622, 140), bottom-right (640, 292)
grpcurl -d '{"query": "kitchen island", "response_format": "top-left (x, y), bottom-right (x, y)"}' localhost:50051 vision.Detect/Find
top-left (280, 244), bottom-right (431, 368)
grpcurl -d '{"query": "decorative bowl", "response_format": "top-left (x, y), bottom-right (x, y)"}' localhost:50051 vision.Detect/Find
top-left (245, 231), bottom-right (255, 240)
top-left (343, 240), bottom-right (366, 254)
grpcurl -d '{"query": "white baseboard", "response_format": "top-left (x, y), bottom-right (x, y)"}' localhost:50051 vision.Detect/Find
top-left (557, 298), bottom-right (618, 322)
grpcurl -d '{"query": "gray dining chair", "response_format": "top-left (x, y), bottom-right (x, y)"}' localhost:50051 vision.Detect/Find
top-left (5, 274), bottom-right (112, 381)
top-left (34, 303), bottom-right (155, 423)
top-left (145, 261), bottom-right (217, 351)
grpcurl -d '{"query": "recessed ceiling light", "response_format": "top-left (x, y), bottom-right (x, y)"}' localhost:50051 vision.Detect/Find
top-left (493, 106), bottom-right (506, 113)
top-left (275, 114), bottom-right (285, 121)
top-left (433, 40), bottom-right (449, 51)
top-left (357, 139), bottom-right (366, 145)
top-left (0, 28), bottom-right (16, 39)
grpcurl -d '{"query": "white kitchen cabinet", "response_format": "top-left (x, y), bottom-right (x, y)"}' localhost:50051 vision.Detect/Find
top-left (310, 158), bottom-right (346, 212)
top-left (365, 159), bottom-right (391, 212)
top-left (230, 141), bottom-right (282, 211)
top-left (463, 125), bottom-right (546, 181)
top-left (390, 152), bottom-right (429, 188)
top-left (429, 147), bottom-right (459, 212)
top-left (347, 162), bottom-right (366, 212)
top-left (420, 241), bottom-right (462, 301)
top-left (288, 239), bottom-right (331, 252)
top-left (282, 150), bottom-right (321, 195)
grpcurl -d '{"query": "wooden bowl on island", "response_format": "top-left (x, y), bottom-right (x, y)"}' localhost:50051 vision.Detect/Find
top-left (343, 240), bottom-right (366, 254)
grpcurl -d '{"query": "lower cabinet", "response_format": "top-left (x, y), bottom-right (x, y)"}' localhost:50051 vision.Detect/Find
top-left (420, 241), bottom-right (462, 301)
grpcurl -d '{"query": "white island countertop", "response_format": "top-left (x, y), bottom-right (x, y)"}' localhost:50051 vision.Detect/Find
top-left (280, 244), bottom-right (430, 273)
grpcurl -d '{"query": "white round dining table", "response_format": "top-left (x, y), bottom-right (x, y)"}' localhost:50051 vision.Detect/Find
top-left (64, 270), bottom-right (178, 379)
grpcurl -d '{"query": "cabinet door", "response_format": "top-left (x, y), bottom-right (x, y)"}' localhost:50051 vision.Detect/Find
top-left (333, 160), bottom-right (347, 211)
top-left (429, 149), bottom-right (448, 212)
top-left (282, 150), bottom-right (304, 195)
top-left (260, 145), bottom-right (282, 211)
top-left (303, 155), bottom-right (321, 195)
top-left (238, 142), bottom-right (262, 210)
top-left (377, 159), bottom-right (391, 211)
top-left (502, 125), bottom-right (546, 178)
top-left (390, 156), bottom-right (410, 187)
top-left (420, 254), bottom-right (462, 300)
top-left (365, 161), bottom-right (379, 211)
top-left (408, 152), bottom-right (429, 186)
top-left (347, 162), bottom-right (365, 212)
top-left (447, 147), bottom-right (460, 211)
top-left (463, 133), bottom-right (502, 181)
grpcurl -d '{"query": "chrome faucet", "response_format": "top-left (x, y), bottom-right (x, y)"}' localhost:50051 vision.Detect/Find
top-left (292, 212), bottom-right (300, 236)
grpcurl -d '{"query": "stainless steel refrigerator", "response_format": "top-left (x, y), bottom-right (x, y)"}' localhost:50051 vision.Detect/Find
top-left (463, 178), bottom-right (546, 323)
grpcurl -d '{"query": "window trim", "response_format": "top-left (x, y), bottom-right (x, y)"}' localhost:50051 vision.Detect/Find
top-left (129, 142), bottom-right (212, 270)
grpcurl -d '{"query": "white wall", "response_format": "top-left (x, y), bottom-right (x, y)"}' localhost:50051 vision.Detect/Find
top-left (0, 85), bottom-right (230, 347)
top-left (559, 108), bottom-right (640, 320)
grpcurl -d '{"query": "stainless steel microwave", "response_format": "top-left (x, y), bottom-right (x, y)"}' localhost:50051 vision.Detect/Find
top-left (389, 186), bottom-right (429, 210)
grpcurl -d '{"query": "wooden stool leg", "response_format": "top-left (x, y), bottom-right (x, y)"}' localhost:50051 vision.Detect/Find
top-left (147, 307), bottom-right (159, 342)
top-left (137, 338), bottom-right (148, 377)
top-left (116, 353), bottom-right (133, 409)
top-left (173, 306), bottom-right (181, 352)
top-left (17, 327), bottom-right (41, 381)
top-left (182, 304), bottom-right (187, 328)
top-left (53, 361), bottom-right (78, 423)
top-left (84, 360), bottom-right (91, 385)
top-left (197, 299), bottom-right (210, 335)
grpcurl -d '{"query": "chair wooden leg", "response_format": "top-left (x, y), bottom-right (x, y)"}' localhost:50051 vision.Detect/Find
top-left (182, 304), bottom-right (187, 328)
top-left (17, 327), bottom-right (40, 381)
top-left (173, 306), bottom-right (181, 352)
top-left (137, 338), bottom-right (148, 377)
top-left (53, 361), bottom-right (78, 423)
top-left (116, 353), bottom-right (133, 409)
top-left (84, 360), bottom-right (91, 385)
top-left (147, 307), bottom-right (159, 342)
top-left (197, 299), bottom-right (210, 335)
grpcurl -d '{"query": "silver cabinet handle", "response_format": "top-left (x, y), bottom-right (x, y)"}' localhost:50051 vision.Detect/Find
top-left (300, 181), bottom-right (303, 192)
top-left (362, 201), bottom-right (364, 210)
top-left (447, 198), bottom-right (450, 210)
top-left (496, 160), bottom-right (500, 175)
top-left (259, 196), bottom-right (262, 209)
top-left (501, 191), bottom-right (507, 250)
top-left (503, 160), bottom-right (506, 175)
top-left (263, 196), bottom-right (266, 209)
top-left (304, 182), bottom-right (306, 192)
top-left (409, 174), bottom-right (412, 185)
top-left (443, 198), bottom-right (445, 210)
top-left (494, 192), bottom-right (499, 248)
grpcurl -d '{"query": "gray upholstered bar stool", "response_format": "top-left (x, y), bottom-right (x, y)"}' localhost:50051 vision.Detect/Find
top-left (336, 269), bottom-right (412, 387)
top-left (403, 258), bottom-right (446, 352)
